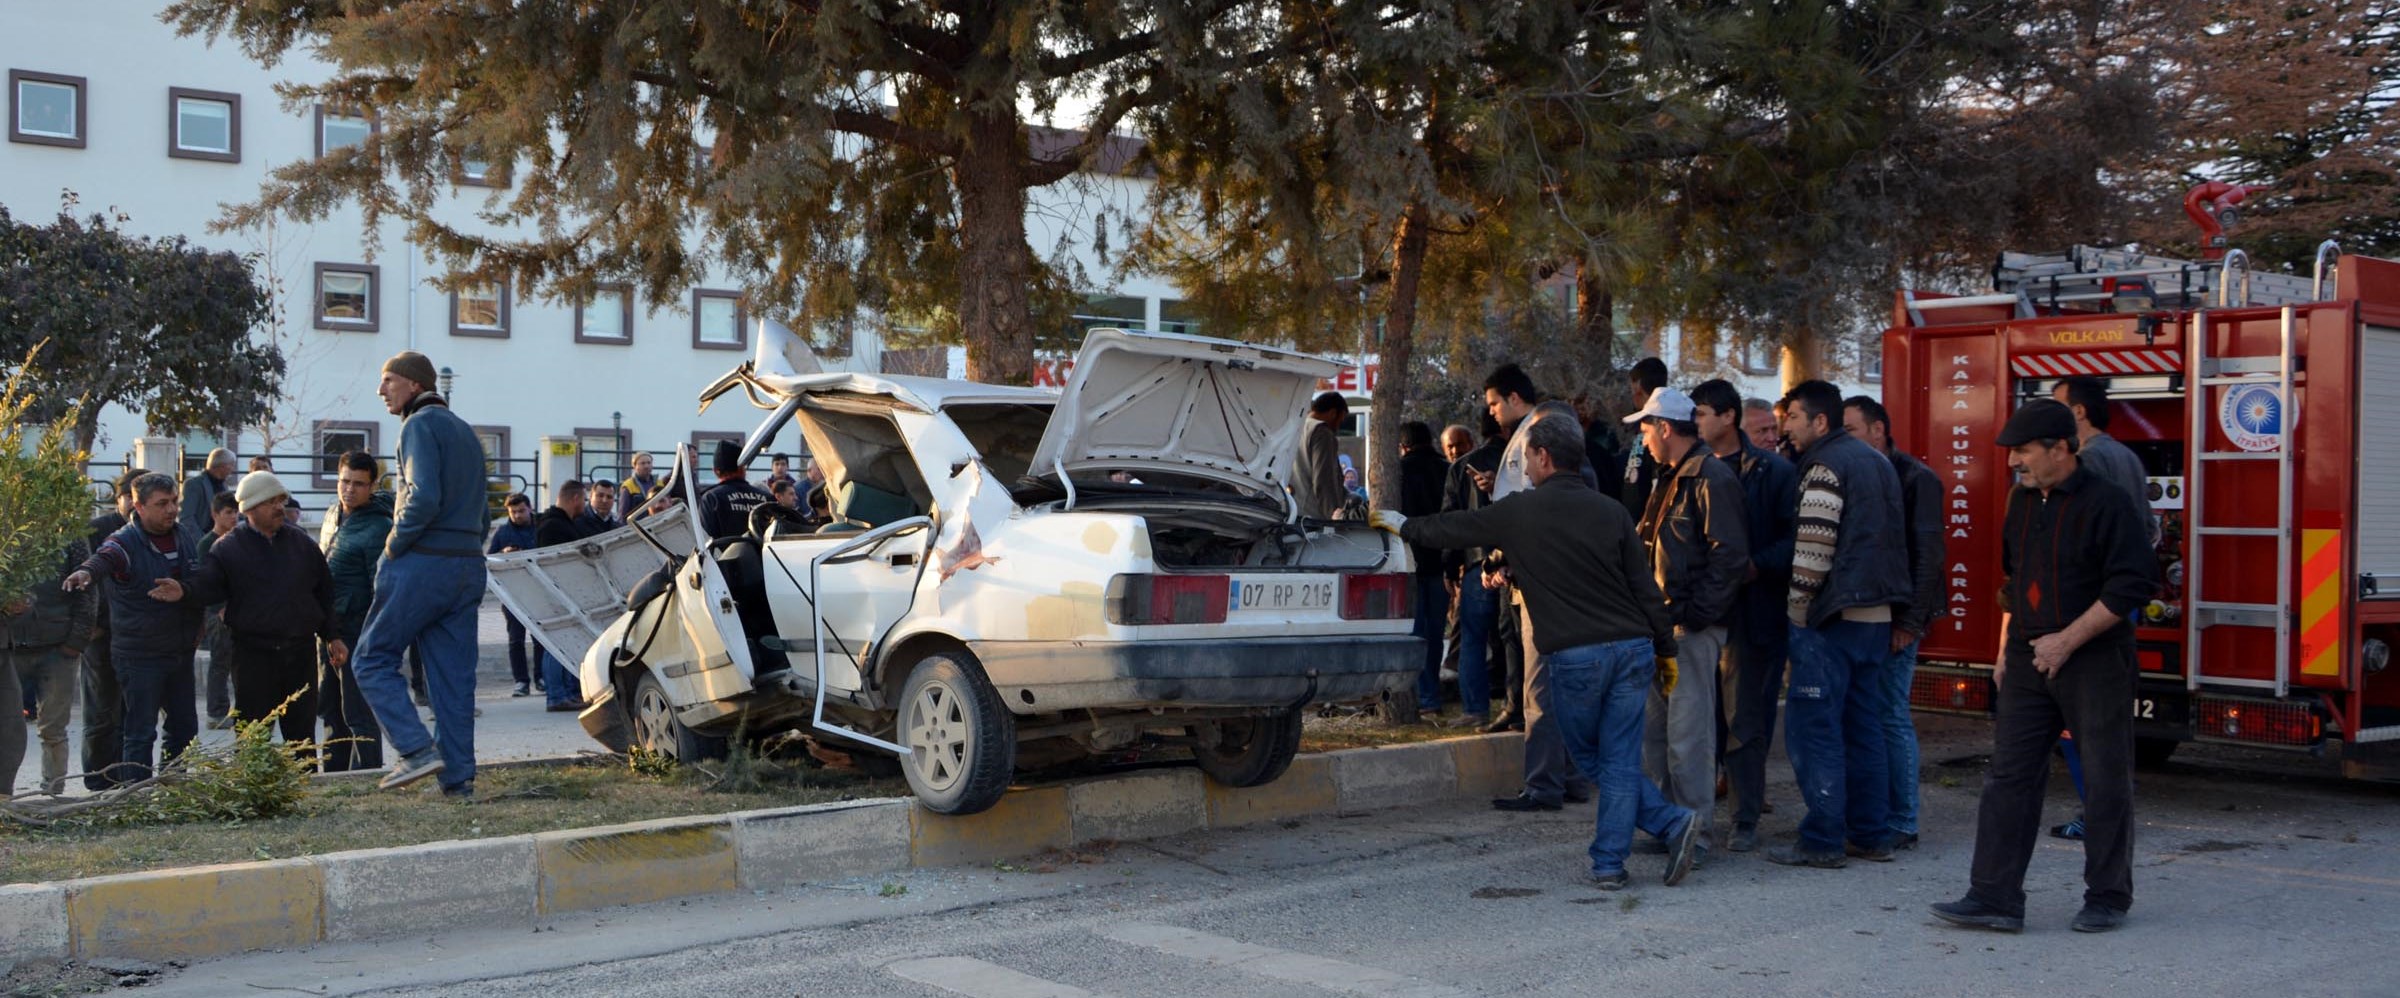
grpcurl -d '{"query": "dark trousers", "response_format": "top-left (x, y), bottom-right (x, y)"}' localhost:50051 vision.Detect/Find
top-left (1721, 616), bottom-right (1789, 828)
top-left (503, 610), bottom-right (531, 685)
top-left (79, 636), bottom-right (121, 790)
top-left (230, 633), bottom-right (320, 756)
top-left (1492, 593), bottom-right (1525, 715)
top-left (1410, 572), bottom-right (1450, 712)
top-left (116, 649), bottom-right (198, 783)
top-left (203, 610), bottom-right (234, 720)
top-left (319, 623), bottom-right (384, 772)
top-left (1969, 639), bottom-right (2138, 917)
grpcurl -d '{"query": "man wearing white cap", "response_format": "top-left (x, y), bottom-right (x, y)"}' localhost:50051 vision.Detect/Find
top-left (151, 471), bottom-right (345, 755)
top-left (1623, 386), bottom-right (1749, 858)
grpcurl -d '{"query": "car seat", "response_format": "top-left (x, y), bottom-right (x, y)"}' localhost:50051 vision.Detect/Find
top-left (833, 479), bottom-right (915, 527)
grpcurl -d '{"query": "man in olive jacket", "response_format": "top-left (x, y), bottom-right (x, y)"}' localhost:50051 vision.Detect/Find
top-left (4, 537), bottom-right (96, 793)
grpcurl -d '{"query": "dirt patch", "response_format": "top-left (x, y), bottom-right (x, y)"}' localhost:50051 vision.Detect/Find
top-left (0, 958), bottom-right (124, 996)
top-left (1470, 886), bottom-right (1542, 899)
top-left (1299, 713), bottom-right (1477, 754)
top-left (0, 758), bottom-right (902, 884)
top-left (2180, 839), bottom-right (2259, 854)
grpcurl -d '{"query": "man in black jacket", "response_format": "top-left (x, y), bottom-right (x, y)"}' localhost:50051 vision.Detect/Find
top-left (1847, 396), bottom-right (1944, 851)
top-left (150, 472), bottom-right (344, 755)
top-left (699, 442), bottom-right (775, 541)
top-left (536, 480), bottom-right (602, 710)
top-left (65, 473), bottom-right (204, 784)
top-left (1768, 379), bottom-right (1912, 869)
top-left (1616, 358), bottom-right (1668, 518)
top-left (1624, 387), bottom-right (1749, 855)
top-left (1692, 379), bottom-right (1798, 852)
top-left (3, 537), bottom-right (94, 793)
top-left (1397, 421), bottom-right (1451, 720)
top-left (1443, 414), bottom-right (1508, 730)
top-left (1933, 400), bottom-right (2153, 935)
top-left (1375, 414), bottom-right (1701, 891)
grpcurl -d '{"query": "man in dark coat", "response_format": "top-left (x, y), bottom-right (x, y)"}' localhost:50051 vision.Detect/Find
top-left (3, 536), bottom-right (95, 793)
top-left (65, 473), bottom-right (204, 784)
top-left (698, 442), bottom-right (774, 541)
top-left (1398, 420), bottom-right (1452, 719)
top-left (535, 480), bottom-right (602, 710)
top-left (320, 451), bottom-right (393, 771)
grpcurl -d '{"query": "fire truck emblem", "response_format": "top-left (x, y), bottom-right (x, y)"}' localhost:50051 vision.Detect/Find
top-left (2218, 384), bottom-right (2287, 452)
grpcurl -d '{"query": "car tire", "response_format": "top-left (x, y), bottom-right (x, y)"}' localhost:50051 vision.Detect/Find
top-left (629, 668), bottom-right (728, 763)
top-left (897, 650), bottom-right (1016, 815)
top-left (1191, 709), bottom-right (1303, 788)
top-left (2134, 736), bottom-right (2180, 770)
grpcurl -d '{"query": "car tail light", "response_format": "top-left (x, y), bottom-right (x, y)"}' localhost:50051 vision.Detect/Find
top-left (1910, 669), bottom-right (1993, 714)
top-left (1339, 573), bottom-right (1414, 620)
top-left (2196, 695), bottom-right (2322, 747)
top-left (1104, 574), bottom-right (1229, 625)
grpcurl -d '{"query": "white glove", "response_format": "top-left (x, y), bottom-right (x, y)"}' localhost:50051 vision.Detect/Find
top-left (1367, 509), bottom-right (1407, 535)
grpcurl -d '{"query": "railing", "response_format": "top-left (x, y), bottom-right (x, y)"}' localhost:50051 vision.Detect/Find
top-left (83, 451), bottom-right (546, 529)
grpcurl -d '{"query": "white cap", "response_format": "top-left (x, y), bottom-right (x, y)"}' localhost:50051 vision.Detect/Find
top-left (1621, 386), bottom-right (1697, 424)
top-left (235, 470), bottom-right (290, 512)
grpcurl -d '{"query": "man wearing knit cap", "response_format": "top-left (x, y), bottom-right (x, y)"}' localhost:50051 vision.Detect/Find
top-left (1933, 399), bottom-right (2154, 935)
top-left (354, 351), bottom-right (489, 797)
top-left (699, 439), bottom-right (774, 541)
top-left (151, 471), bottom-right (343, 755)
top-left (179, 448), bottom-right (237, 538)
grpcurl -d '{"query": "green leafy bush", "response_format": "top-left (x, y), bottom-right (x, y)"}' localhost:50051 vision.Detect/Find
top-left (0, 344), bottom-right (91, 605)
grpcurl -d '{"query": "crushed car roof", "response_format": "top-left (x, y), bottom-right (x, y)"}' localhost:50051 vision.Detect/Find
top-left (750, 370), bottom-right (1058, 412)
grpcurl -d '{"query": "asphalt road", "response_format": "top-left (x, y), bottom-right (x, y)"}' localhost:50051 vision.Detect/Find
top-left (141, 715), bottom-right (2400, 998)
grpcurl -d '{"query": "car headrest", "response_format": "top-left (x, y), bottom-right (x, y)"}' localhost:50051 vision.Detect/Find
top-left (834, 480), bottom-right (914, 527)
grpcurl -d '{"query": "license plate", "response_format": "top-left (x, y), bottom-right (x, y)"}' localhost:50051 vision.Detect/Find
top-left (1228, 578), bottom-right (1334, 612)
top-left (2132, 693), bottom-right (2187, 727)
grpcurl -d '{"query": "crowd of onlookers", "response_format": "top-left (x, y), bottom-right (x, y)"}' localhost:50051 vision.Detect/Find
top-left (1364, 359), bottom-right (2155, 933)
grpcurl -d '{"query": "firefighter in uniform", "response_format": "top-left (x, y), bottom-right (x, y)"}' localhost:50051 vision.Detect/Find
top-left (1932, 400), bottom-right (2155, 934)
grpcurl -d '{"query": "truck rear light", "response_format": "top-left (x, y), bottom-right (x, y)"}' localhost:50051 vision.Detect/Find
top-left (1339, 573), bottom-right (1414, 620)
top-left (1104, 573), bottom-right (1229, 625)
top-left (2196, 695), bottom-right (2322, 747)
top-left (1910, 670), bottom-right (1993, 714)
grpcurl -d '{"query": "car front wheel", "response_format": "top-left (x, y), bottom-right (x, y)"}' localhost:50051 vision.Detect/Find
top-left (897, 650), bottom-right (1016, 815)
top-left (630, 668), bottom-right (728, 764)
top-left (1191, 709), bottom-right (1303, 788)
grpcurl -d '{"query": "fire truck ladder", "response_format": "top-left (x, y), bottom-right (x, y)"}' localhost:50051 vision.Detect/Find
top-left (2184, 301), bottom-right (2299, 697)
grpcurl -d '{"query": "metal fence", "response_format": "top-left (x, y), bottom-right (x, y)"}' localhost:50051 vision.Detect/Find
top-left (84, 450), bottom-right (545, 529)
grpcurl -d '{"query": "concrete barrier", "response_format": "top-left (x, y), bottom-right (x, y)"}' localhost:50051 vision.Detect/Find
top-left (0, 884), bottom-right (68, 960)
top-left (319, 836), bottom-right (539, 942)
top-left (909, 786), bottom-right (1074, 867)
top-left (65, 859), bottom-right (323, 961)
top-left (536, 816), bottom-right (739, 914)
top-left (1203, 753), bottom-right (1338, 828)
top-left (1066, 768), bottom-right (1206, 843)
top-left (1449, 731), bottom-right (1527, 798)
top-left (734, 800), bottom-right (913, 891)
top-left (1329, 742), bottom-right (1460, 812)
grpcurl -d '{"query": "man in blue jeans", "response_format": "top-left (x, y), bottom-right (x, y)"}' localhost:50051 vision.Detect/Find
top-left (1846, 395), bottom-right (1945, 851)
top-left (1768, 380), bottom-right (1913, 869)
top-left (1378, 414), bottom-right (1700, 890)
top-left (356, 350), bottom-right (490, 798)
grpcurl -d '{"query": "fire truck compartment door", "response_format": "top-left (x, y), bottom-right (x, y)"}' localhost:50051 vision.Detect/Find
top-left (2361, 325), bottom-right (2400, 590)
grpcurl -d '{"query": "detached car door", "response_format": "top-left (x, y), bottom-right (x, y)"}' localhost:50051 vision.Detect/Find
top-left (666, 443), bottom-right (764, 702)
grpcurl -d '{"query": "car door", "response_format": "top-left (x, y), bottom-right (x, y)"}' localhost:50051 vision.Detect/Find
top-left (667, 443), bottom-right (764, 703)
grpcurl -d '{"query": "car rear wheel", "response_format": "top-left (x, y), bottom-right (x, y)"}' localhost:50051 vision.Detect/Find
top-left (1191, 709), bottom-right (1303, 788)
top-left (897, 650), bottom-right (1016, 815)
top-left (630, 668), bottom-right (728, 763)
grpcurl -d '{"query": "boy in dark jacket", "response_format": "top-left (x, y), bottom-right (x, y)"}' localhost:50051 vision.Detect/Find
top-left (486, 493), bottom-right (542, 697)
top-left (320, 451), bottom-right (393, 771)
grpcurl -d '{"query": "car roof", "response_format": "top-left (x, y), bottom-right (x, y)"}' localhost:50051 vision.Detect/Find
top-left (751, 370), bottom-right (1059, 412)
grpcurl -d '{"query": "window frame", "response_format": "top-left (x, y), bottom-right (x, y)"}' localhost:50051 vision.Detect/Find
top-left (690, 430), bottom-right (745, 466)
top-left (450, 148), bottom-right (511, 189)
top-left (690, 288), bottom-right (746, 352)
top-left (471, 424), bottom-right (513, 480)
top-left (166, 86), bottom-right (240, 163)
top-left (313, 104), bottom-right (376, 158)
top-left (1736, 338), bottom-right (1780, 377)
top-left (574, 284), bottom-right (635, 346)
top-left (312, 419), bottom-right (381, 490)
top-left (9, 69), bottom-right (86, 148)
top-left (449, 281), bottom-right (512, 339)
top-left (312, 262), bottom-right (381, 333)
top-left (573, 427), bottom-right (633, 484)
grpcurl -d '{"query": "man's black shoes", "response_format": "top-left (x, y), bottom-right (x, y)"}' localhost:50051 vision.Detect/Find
top-left (2071, 904), bottom-right (2128, 933)
top-left (1491, 794), bottom-right (1562, 812)
top-left (1930, 898), bottom-right (2025, 933)
top-left (1481, 712), bottom-right (1524, 733)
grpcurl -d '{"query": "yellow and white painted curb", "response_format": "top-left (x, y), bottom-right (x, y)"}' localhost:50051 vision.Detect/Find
top-left (2, 732), bottom-right (1525, 963)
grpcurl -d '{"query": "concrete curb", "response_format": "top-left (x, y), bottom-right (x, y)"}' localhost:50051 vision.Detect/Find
top-left (1, 732), bottom-right (1524, 963)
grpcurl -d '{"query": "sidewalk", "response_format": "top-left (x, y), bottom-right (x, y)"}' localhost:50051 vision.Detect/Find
top-left (10, 597), bottom-right (597, 797)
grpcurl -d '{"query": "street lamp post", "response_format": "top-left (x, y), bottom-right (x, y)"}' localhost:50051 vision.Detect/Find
top-left (438, 366), bottom-right (456, 399)
top-left (611, 410), bottom-right (624, 481)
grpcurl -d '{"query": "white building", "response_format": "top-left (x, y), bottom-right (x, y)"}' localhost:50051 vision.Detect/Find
top-left (3, 4), bottom-right (1869, 506)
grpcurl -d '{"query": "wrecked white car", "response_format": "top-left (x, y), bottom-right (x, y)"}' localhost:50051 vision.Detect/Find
top-left (488, 328), bottom-right (1421, 814)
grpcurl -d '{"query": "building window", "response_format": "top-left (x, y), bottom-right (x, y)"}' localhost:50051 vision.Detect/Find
top-left (452, 149), bottom-right (509, 188)
top-left (9, 70), bottom-right (85, 148)
top-left (574, 428), bottom-right (632, 483)
top-left (1861, 343), bottom-right (1884, 383)
top-left (575, 285), bottom-right (634, 345)
top-left (692, 289), bottom-right (745, 351)
top-left (167, 87), bottom-right (240, 162)
top-left (315, 105), bottom-right (374, 157)
top-left (312, 263), bottom-right (381, 332)
top-left (471, 425), bottom-right (513, 480)
top-left (450, 282), bottom-right (510, 338)
top-left (313, 420), bottom-right (379, 489)
top-left (1737, 338), bottom-right (1779, 376)
top-left (690, 431), bottom-right (744, 468)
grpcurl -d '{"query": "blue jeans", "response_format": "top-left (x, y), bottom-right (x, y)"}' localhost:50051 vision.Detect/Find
top-left (542, 649), bottom-right (584, 708)
top-left (1784, 618), bottom-right (1894, 854)
top-left (1546, 637), bottom-right (1693, 878)
top-left (1412, 573), bottom-right (1450, 712)
top-left (355, 553), bottom-right (486, 789)
top-left (1451, 577), bottom-right (1498, 717)
top-left (115, 651), bottom-right (198, 783)
top-left (1879, 638), bottom-right (1921, 838)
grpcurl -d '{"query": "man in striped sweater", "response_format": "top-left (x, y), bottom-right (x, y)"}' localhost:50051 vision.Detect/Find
top-left (1766, 380), bottom-right (1914, 869)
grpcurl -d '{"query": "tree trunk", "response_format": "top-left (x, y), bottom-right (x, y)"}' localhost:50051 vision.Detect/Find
top-left (1368, 200), bottom-right (1432, 509)
top-left (1576, 262), bottom-right (1619, 415)
top-left (955, 109), bottom-right (1039, 386)
top-left (1779, 325), bottom-right (1823, 391)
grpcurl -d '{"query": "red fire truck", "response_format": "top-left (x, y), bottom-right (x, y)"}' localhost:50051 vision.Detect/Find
top-left (1885, 189), bottom-right (2400, 779)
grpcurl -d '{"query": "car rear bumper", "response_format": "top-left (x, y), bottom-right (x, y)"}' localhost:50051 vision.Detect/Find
top-left (967, 635), bottom-right (1422, 714)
